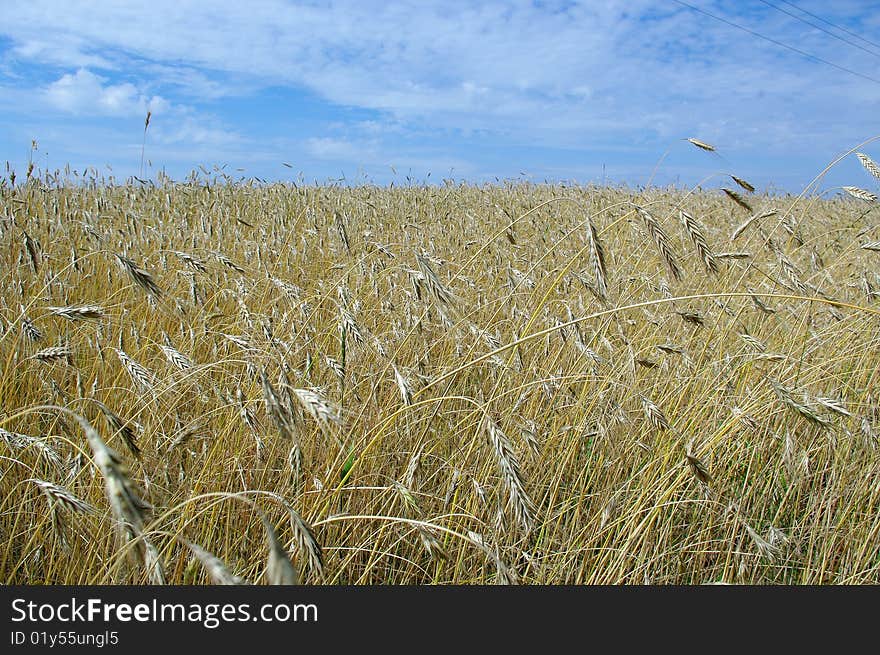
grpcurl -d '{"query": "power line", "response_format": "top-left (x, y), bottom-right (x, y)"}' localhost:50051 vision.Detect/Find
top-left (756, 0), bottom-right (880, 61)
top-left (670, 0), bottom-right (880, 86)
top-left (776, 0), bottom-right (880, 53)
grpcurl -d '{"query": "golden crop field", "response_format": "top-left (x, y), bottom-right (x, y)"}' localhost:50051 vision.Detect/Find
top-left (2, 150), bottom-right (879, 585)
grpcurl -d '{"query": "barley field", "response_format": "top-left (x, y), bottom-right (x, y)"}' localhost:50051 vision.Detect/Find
top-left (2, 148), bottom-right (880, 585)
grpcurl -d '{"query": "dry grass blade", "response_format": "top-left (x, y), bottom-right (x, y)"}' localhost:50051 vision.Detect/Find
top-left (855, 152), bottom-right (880, 181)
top-left (680, 210), bottom-right (718, 275)
top-left (262, 515), bottom-right (300, 585)
top-left (861, 242), bottom-right (880, 252)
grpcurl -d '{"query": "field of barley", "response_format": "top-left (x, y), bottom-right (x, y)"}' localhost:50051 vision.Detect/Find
top-left (2, 149), bottom-right (880, 585)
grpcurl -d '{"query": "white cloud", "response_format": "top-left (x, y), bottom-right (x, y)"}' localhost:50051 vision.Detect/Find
top-left (152, 113), bottom-right (242, 147)
top-left (12, 37), bottom-right (114, 69)
top-left (2, 0), bottom-right (878, 186)
top-left (5, 0), bottom-right (874, 154)
top-left (45, 68), bottom-right (168, 117)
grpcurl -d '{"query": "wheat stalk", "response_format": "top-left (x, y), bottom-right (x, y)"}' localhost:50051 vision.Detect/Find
top-left (158, 340), bottom-right (193, 371)
top-left (47, 305), bottom-right (106, 321)
top-left (687, 137), bottom-right (716, 151)
top-left (855, 152), bottom-right (880, 181)
top-left (843, 186), bottom-right (877, 202)
top-left (722, 188), bottom-right (753, 212)
top-left (31, 345), bottom-right (73, 364)
top-left (93, 399), bottom-right (142, 460)
top-left (262, 514), bottom-right (300, 585)
top-left (640, 395), bottom-right (670, 431)
top-left (115, 254), bottom-right (163, 297)
top-left (634, 205), bottom-right (683, 281)
top-left (482, 415), bottom-right (535, 532)
top-left (114, 348), bottom-right (157, 393)
top-left (586, 218), bottom-right (609, 299)
top-left (183, 539), bottom-right (247, 585)
top-left (27, 478), bottom-right (96, 514)
top-left (415, 252), bottom-right (456, 308)
top-left (679, 210), bottom-right (718, 275)
top-left (730, 175), bottom-right (755, 193)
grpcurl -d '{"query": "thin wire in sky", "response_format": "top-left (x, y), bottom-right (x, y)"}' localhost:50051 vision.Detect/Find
top-left (670, 0), bottom-right (880, 86)
top-left (756, 0), bottom-right (880, 61)
top-left (776, 0), bottom-right (880, 53)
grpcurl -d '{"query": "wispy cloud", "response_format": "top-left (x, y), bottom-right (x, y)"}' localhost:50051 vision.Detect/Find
top-left (1, 1), bottom-right (878, 188)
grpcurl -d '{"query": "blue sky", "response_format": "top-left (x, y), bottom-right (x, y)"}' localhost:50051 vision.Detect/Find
top-left (1, 0), bottom-right (878, 193)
